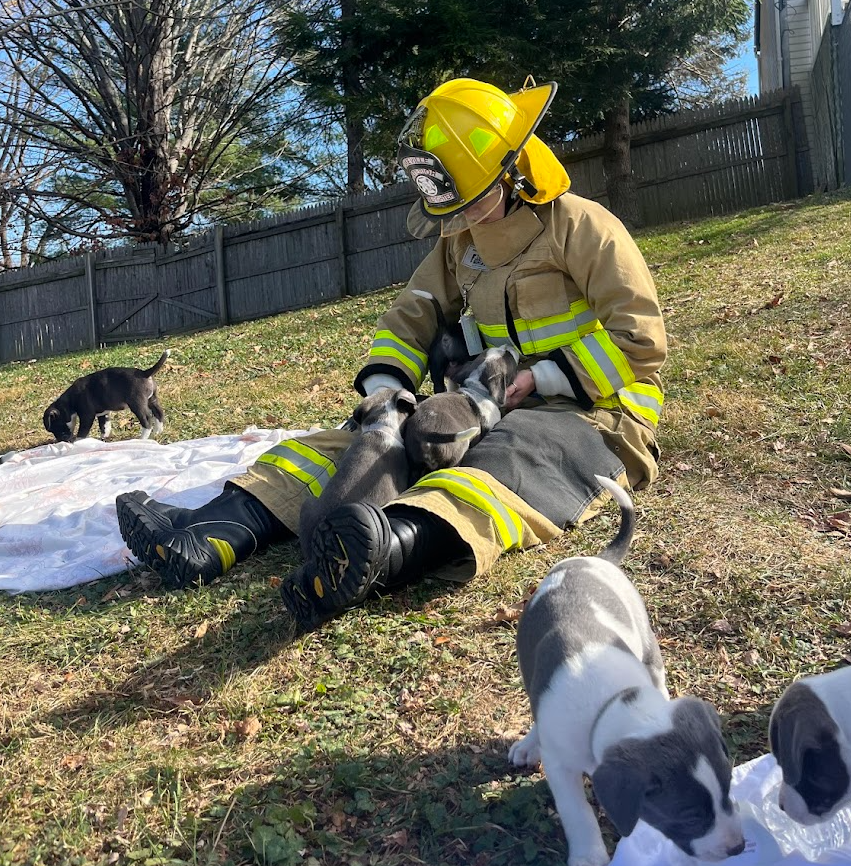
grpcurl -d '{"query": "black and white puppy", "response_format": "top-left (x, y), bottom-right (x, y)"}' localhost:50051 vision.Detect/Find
top-left (298, 388), bottom-right (417, 556)
top-left (411, 289), bottom-right (471, 393)
top-left (770, 666), bottom-right (851, 825)
top-left (510, 476), bottom-right (744, 866)
top-left (43, 350), bottom-right (170, 443)
top-left (403, 345), bottom-right (518, 475)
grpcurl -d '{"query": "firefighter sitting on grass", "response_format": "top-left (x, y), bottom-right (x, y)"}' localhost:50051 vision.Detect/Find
top-left (116, 77), bottom-right (667, 632)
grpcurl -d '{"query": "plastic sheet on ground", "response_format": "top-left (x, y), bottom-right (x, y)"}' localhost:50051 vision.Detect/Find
top-left (612, 753), bottom-right (851, 865)
top-left (0, 427), bottom-right (303, 593)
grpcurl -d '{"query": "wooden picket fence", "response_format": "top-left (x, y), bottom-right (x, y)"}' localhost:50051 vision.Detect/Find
top-left (0, 89), bottom-right (815, 365)
top-left (558, 88), bottom-right (810, 224)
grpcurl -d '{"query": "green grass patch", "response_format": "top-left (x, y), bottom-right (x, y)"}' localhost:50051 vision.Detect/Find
top-left (1, 191), bottom-right (851, 865)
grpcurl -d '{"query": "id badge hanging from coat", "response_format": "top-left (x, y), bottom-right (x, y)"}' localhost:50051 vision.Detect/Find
top-left (460, 282), bottom-right (484, 355)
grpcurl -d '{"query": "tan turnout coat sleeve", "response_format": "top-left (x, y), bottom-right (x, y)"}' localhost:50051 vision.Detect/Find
top-left (355, 193), bottom-right (667, 430)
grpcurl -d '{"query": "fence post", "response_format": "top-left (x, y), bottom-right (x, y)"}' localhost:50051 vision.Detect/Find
top-left (85, 252), bottom-right (98, 349)
top-left (782, 93), bottom-right (801, 199)
top-left (214, 225), bottom-right (229, 326)
top-left (335, 203), bottom-right (349, 297)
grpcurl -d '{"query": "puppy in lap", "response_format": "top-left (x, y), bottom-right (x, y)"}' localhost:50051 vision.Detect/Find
top-left (403, 344), bottom-right (518, 475)
top-left (298, 388), bottom-right (417, 556)
top-left (510, 476), bottom-right (744, 866)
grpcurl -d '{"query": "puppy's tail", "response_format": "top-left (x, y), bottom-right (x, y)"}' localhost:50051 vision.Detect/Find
top-left (594, 474), bottom-right (634, 566)
top-left (142, 349), bottom-right (171, 377)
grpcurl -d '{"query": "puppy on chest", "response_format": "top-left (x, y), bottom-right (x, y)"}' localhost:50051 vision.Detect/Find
top-left (510, 475), bottom-right (744, 866)
top-left (770, 665), bottom-right (851, 825)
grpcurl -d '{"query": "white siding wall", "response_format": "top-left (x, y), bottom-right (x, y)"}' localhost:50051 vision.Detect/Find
top-left (786, 0), bottom-right (816, 154)
top-left (810, 0), bottom-right (832, 53)
top-left (757, 0), bottom-right (783, 91)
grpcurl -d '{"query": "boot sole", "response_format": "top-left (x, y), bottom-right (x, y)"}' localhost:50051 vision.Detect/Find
top-left (281, 503), bottom-right (391, 629)
top-left (116, 492), bottom-right (221, 588)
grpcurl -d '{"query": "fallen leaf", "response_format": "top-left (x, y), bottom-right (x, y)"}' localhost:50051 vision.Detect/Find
top-left (480, 601), bottom-right (526, 628)
top-left (193, 620), bottom-right (209, 639)
top-left (834, 623), bottom-right (851, 637)
top-left (840, 444), bottom-right (851, 459)
top-left (674, 462), bottom-right (692, 472)
top-left (742, 650), bottom-right (761, 665)
top-left (385, 829), bottom-right (408, 847)
top-left (433, 635), bottom-right (451, 645)
top-left (61, 753), bottom-right (87, 770)
top-left (829, 488), bottom-right (851, 500)
top-left (232, 716), bottom-right (261, 739)
top-left (710, 619), bottom-right (735, 634)
top-left (268, 575), bottom-right (282, 589)
top-left (649, 553), bottom-right (673, 570)
top-left (763, 293), bottom-right (784, 309)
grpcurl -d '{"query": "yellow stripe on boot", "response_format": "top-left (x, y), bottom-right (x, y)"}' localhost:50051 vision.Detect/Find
top-left (207, 536), bottom-right (236, 573)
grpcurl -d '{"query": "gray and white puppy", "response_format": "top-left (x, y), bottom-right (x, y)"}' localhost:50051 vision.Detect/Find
top-left (403, 344), bottom-right (518, 475)
top-left (510, 476), bottom-right (744, 866)
top-left (43, 350), bottom-right (170, 443)
top-left (298, 388), bottom-right (417, 556)
top-left (770, 665), bottom-right (851, 825)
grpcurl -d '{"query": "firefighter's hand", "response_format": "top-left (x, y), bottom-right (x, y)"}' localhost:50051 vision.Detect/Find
top-left (504, 369), bottom-right (535, 410)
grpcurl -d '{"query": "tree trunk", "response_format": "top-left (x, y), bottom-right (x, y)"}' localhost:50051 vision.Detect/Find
top-left (602, 96), bottom-right (642, 229)
top-left (341, 0), bottom-right (365, 195)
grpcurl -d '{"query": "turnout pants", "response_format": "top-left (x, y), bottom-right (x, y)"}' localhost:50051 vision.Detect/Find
top-left (230, 401), bottom-right (659, 581)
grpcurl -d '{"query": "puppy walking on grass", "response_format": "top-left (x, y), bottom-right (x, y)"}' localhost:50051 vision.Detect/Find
top-left (43, 349), bottom-right (170, 443)
top-left (510, 475), bottom-right (744, 866)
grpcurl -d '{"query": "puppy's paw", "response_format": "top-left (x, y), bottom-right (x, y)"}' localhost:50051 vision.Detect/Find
top-left (567, 846), bottom-right (610, 866)
top-left (508, 727), bottom-right (541, 767)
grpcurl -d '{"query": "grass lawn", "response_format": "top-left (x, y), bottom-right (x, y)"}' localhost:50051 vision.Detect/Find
top-left (1, 190), bottom-right (850, 866)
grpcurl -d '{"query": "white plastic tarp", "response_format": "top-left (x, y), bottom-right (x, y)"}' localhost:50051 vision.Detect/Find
top-left (0, 427), bottom-right (302, 593)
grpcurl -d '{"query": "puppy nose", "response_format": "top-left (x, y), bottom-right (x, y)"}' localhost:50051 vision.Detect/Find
top-left (727, 840), bottom-right (746, 857)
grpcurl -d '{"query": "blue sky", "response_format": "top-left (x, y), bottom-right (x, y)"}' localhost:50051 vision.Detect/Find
top-left (729, 10), bottom-right (760, 93)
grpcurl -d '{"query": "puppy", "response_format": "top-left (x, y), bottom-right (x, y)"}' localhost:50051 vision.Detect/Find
top-left (411, 289), bottom-right (471, 393)
top-left (403, 345), bottom-right (518, 475)
top-left (769, 665), bottom-right (851, 825)
top-left (43, 350), bottom-right (170, 443)
top-left (510, 476), bottom-right (744, 866)
top-left (298, 388), bottom-right (417, 556)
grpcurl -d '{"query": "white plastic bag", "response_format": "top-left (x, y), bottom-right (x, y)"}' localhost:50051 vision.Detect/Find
top-left (611, 754), bottom-right (851, 866)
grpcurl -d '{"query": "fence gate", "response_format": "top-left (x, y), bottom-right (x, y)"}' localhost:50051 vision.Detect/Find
top-left (94, 240), bottom-right (220, 344)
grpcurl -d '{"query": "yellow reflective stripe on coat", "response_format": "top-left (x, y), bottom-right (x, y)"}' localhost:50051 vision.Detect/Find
top-left (477, 322), bottom-right (513, 348)
top-left (618, 382), bottom-right (664, 426)
top-left (413, 468), bottom-right (523, 552)
top-left (513, 298), bottom-right (600, 355)
top-left (368, 330), bottom-right (428, 383)
top-left (570, 329), bottom-right (635, 396)
top-left (256, 440), bottom-right (337, 497)
top-left (594, 382), bottom-right (665, 427)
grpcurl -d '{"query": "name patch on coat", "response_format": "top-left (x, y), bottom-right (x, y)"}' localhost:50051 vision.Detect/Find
top-left (462, 245), bottom-right (488, 271)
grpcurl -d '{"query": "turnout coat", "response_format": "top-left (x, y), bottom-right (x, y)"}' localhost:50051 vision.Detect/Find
top-left (354, 192), bottom-right (667, 437)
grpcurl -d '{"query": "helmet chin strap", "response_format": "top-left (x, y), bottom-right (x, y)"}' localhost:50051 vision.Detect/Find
top-left (507, 164), bottom-right (538, 201)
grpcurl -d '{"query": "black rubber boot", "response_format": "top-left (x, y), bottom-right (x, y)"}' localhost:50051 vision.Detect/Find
top-left (280, 503), bottom-right (470, 631)
top-left (116, 486), bottom-right (288, 588)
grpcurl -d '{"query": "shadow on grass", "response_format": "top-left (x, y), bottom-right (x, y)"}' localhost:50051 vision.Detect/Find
top-left (22, 554), bottom-right (469, 744)
top-left (145, 739), bottom-right (570, 866)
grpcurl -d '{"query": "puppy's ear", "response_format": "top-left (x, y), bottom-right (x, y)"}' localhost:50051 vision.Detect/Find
top-left (453, 426), bottom-right (479, 443)
top-left (352, 397), bottom-right (368, 426)
top-left (395, 389), bottom-right (417, 416)
top-left (486, 371), bottom-right (510, 406)
top-left (43, 406), bottom-right (59, 430)
top-left (592, 746), bottom-right (650, 837)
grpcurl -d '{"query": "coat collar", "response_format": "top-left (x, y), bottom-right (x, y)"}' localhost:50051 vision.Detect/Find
top-left (468, 203), bottom-right (545, 269)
